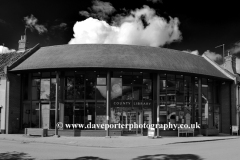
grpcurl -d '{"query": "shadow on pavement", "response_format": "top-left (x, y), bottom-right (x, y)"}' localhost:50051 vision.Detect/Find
top-left (0, 151), bottom-right (34, 160)
top-left (58, 157), bottom-right (109, 160)
top-left (132, 154), bottom-right (203, 160)
top-left (57, 154), bottom-right (202, 160)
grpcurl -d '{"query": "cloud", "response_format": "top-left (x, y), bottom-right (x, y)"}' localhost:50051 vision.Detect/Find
top-left (230, 42), bottom-right (240, 54)
top-left (147, 0), bottom-right (163, 3)
top-left (70, 5), bottom-right (182, 47)
top-left (79, 0), bottom-right (115, 20)
top-left (0, 45), bottom-right (16, 54)
top-left (51, 23), bottom-right (67, 30)
top-left (24, 14), bottom-right (47, 34)
top-left (182, 50), bottom-right (199, 55)
top-left (204, 50), bottom-right (222, 61)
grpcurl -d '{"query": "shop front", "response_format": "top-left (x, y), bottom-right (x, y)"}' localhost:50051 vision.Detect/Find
top-left (19, 69), bottom-right (224, 136)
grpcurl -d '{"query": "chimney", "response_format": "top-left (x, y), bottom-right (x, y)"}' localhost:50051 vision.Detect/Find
top-left (18, 35), bottom-right (27, 52)
top-left (223, 51), bottom-right (237, 74)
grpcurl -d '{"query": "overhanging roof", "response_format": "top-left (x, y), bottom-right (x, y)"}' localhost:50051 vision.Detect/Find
top-left (10, 44), bottom-right (231, 80)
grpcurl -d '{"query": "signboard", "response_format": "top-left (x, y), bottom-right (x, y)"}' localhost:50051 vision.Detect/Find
top-left (111, 100), bottom-right (152, 107)
top-left (148, 128), bottom-right (155, 138)
top-left (232, 126), bottom-right (238, 132)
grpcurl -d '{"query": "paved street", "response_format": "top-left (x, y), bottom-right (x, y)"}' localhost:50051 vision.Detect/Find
top-left (0, 135), bottom-right (240, 160)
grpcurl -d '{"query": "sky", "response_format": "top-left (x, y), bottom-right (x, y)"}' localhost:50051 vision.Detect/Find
top-left (1, 0), bottom-right (240, 70)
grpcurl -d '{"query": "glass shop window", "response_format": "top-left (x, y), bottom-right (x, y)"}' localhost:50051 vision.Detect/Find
top-left (74, 102), bottom-right (85, 125)
top-left (85, 102), bottom-right (95, 126)
top-left (86, 72), bottom-right (96, 100)
top-left (50, 78), bottom-right (56, 100)
top-left (143, 79), bottom-right (152, 100)
top-left (64, 103), bottom-right (73, 128)
top-left (32, 102), bottom-right (40, 128)
top-left (65, 77), bottom-right (74, 100)
top-left (75, 74), bottom-right (85, 100)
top-left (40, 78), bottom-right (50, 100)
top-left (122, 75), bottom-right (132, 85)
top-left (96, 86), bottom-right (107, 100)
top-left (122, 86), bottom-right (132, 100)
top-left (32, 78), bottom-right (40, 100)
top-left (133, 75), bottom-right (142, 85)
top-left (133, 86), bottom-right (142, 100)
top-left (96, 102), bottom-right (107, 129)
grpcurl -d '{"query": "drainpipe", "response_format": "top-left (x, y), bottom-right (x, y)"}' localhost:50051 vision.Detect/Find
top-left (4, 66), bottom-right (9, 134)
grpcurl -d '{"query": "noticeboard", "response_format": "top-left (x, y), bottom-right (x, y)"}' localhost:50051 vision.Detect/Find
top-left (232, 126), bottom-right (238, 132)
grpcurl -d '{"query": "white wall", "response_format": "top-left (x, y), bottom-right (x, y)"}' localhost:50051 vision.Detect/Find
top-left (0, 76), bottom-right (6, 132)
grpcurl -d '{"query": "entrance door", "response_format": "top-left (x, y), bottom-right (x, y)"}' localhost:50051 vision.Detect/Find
top-left (122, 107), bottom-right (141, 135)
top-left (41, 104), bottom-right (50, 129)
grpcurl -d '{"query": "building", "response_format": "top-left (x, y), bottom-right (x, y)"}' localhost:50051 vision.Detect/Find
top-left (1, 37), bottom-right (240, 136)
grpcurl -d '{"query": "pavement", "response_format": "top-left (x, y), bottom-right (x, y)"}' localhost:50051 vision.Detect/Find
top-left (0, 134), bottom-right (239, 148)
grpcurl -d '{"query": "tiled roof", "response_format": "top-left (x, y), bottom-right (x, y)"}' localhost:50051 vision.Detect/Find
top-left (11, 44), bottom-right (231, 80)
top-left (0, 50), bottom-right (29, 76)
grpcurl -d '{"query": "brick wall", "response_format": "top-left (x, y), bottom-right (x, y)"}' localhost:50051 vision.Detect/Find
top-left (8, 73), bottom-right (21, 133)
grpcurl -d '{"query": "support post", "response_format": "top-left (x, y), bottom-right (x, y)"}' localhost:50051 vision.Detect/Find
top-left (198, 78), bottom-right (202, 136)
top-left (157, 73), bottom-right (160, 137)
top-left (55, 71), bottom-right (59, 137)
top-left (106, 71), bottom-right (111, 137)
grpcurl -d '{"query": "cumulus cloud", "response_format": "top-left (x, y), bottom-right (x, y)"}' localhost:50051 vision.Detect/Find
top-left (24, 14), bottom-right (47, 34)
top-left (70, 5), bottom-right (182, 47)
top-left (0, 45), bottom-right (16, 54)
top-left (203, 50), bottom-right (222, 61)
top-left (182, 50), bottom-right (199, 55)
top-left (79, 0), bottom-right (115, 20)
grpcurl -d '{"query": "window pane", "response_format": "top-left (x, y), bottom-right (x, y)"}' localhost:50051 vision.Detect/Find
top-left (50, 110), bottom-right (55, 129)
top-left (122, 75), bottom-right (132, 85)
top-left (50, 78), bottom-right (56, 100)
top-left (96, 102), bottom-right (107, 129)
top-left (64, 103), bottom-right (73, 128)
top-left (96, 86), bottom-right (106, 100)
top-left (32, 86), bottom-right (40, 100)
top-left (76, 85), bottom-right (84, 100)
top-left (86, 72), bottom-right (96, 100)
top-left (110, 107), bottom-right (122, 124)
top-left (122, 86), bottom-right (132, 100)
top-left (143, 79), bottom-right (152, 100)
top-left (75, 102), bottom-right (84, 125)
top-left (97, 77), bottom-right (106, 85)
top-left (32, 78), bottom-right (40, 86)
top-left (40, 79), bottom-right (50, 100)
top-left (65, 77), bottom-right (74, 100)
top-left (32, 102), bottom-right (40, 128)
top-left (22, 102), bottom-right (31, 129)
top-left (133, 75), bottom-right (142, 85)
top-left (133, 86), bottom-right (142, 100)
top-left (85, 102), bottom-right (95, 126)
top-left (75, 75), bottom-right (84, 86)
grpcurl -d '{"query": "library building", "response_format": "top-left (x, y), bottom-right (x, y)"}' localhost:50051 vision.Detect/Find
top-left (1, 39), bottom-right (240, 136)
